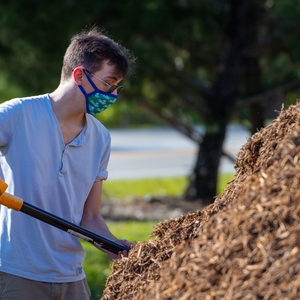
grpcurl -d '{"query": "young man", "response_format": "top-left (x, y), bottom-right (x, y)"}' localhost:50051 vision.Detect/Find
top-left (0, 27), bottom-right (135, 299)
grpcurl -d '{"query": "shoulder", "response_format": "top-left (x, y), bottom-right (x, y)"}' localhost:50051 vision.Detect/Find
top-left (1, 94), bottom-right (49, 110)
top-left (0, 97), bottom-right (22, 110)
top-left (19, 94), bottom-right (50, 107)
top-left (0, 97), bottom-right (24, 119)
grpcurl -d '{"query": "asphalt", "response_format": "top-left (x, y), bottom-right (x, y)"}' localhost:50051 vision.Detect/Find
top-left (107, 125), bottom-right (250, 180)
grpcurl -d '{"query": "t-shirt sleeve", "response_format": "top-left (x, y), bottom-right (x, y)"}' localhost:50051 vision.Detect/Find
top-left (95, 134), bottom-right (111, 181)
top-left (0, 99), bottom-right (22, 147)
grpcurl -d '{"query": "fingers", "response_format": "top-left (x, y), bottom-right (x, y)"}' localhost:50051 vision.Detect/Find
top-left (118, 250), bottom-right (128, 259)
top-left (108, 239), bottom-right (135, 260)
top-left (119, 239), bottom-right (135, 249)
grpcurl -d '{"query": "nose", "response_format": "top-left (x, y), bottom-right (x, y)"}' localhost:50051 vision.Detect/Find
top-left (111, 89), bottom-right (118, 96)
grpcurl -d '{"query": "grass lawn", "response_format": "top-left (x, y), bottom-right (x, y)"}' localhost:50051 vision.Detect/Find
top-left (83, 173), bottom-right (235, 300)
top-left (101, 173), bottom-right (235, 201)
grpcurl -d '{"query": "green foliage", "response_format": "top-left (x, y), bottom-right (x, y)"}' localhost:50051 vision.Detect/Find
top-left (0, 74), bottom-right (24, 103)
top-left (1, 1), bottom-right (300, 127)
top-left (2, 1), bottom-right (300, 130)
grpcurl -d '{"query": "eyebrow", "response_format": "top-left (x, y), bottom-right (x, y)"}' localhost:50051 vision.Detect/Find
top-left (105, 76), bottom-right (118, 80)
top-left (104, 75), bottom-right (122, 82)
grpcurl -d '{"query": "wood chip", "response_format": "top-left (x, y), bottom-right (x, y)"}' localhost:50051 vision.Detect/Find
top-left (101, 101), bottom-right (300, 300)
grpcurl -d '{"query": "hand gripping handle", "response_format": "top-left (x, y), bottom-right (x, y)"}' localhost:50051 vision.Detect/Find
top-left (0, 179), bottom-right (23, 211)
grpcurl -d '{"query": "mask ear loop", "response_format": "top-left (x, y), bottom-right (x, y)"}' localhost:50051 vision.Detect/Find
top-left (77, 85), bottom-right (90, 114)
top-left (82, 69), bottom-right (99, 90)
top-left (77, 69), bottom-right (96, 114)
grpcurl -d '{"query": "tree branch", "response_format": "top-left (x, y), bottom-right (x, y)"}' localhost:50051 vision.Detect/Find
top-left (139, 100), bottom-right (202, 143)
top-left (176, 90), bottom-right (211, 115)
top-left (175, 73), bottom-right (216, 100)
top-left (243, 24), bottom-right (300, 57)
top-left (139, 99), bottom-right (236, 163)
top-left (239, 78), bottom-right (300, 107)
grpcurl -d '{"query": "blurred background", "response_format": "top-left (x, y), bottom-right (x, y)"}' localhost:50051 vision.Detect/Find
top-left (2, 1), bottom-right (300, 298)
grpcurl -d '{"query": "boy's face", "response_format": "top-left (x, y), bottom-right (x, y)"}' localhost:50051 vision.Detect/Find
top-left (76, 61), bottom-right (124, 116)
top-left (84, 61), bottom-right (123, 95)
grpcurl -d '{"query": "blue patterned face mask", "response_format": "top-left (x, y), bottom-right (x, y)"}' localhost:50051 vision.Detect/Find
top-left (78, 69), bottom-right (118, 116)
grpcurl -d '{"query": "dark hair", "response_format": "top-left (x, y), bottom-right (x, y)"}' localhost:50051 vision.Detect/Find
top-left (61, 27), bottom-right (135, 82)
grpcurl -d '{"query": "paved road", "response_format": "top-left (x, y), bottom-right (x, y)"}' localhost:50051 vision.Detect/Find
top-left (108, 126), bottom-right (250, 180)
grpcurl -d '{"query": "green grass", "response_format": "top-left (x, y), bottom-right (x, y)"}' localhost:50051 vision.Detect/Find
top-left (102, 176), bottom-right (188, 202)
top-left (84, 173), bottom-right (235, 300)
top-left (102, 173), bottom-right (235, 202)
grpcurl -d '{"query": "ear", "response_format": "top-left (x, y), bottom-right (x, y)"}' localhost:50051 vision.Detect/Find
top-left (73, 67), bottom-right (84, 85)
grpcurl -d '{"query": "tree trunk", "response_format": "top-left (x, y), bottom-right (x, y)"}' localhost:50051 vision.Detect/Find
top-left (184, 120), bottom-right (227, 205)
top-left (184, 0), bottom-right (259, 205)
top-left (249, 102), bottom-right (264, 134)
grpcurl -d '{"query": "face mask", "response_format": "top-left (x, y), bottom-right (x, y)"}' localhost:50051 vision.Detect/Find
top-left (78, 70), bottom-right (118, 116)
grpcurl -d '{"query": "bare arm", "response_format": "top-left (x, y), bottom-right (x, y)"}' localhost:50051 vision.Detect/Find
top-left (80, 180), bottom-right (133, 260)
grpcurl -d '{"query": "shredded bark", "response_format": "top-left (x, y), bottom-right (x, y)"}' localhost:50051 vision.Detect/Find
top-left (101, 101), bottom-right (300, 300)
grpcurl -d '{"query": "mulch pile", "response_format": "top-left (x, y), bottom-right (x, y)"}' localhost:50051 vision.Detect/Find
top-left (101, 101), bottom-right (300, 300)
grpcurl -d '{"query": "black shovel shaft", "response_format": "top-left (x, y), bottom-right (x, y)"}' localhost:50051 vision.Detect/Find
top-left (20, 201), bottom-right (129, 254)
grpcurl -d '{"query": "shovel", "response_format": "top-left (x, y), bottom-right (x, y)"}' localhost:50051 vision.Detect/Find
top-left (0, 178), bottom-right (129, 254)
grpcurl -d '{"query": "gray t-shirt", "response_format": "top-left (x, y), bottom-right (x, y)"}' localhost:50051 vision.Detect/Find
top-left (0, 94), bottom-right (110, 282)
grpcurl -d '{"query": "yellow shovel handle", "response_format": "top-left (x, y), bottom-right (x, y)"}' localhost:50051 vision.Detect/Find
top-left (0, 178), bottom-right (8, 195)
top-left (0, 179), bottom-right (23, 211)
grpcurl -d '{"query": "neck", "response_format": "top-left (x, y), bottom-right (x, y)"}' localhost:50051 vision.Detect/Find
top-left (49, 82), bottom-right (87, 144)
top-left (50, 81), bottom-right (85, 119)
